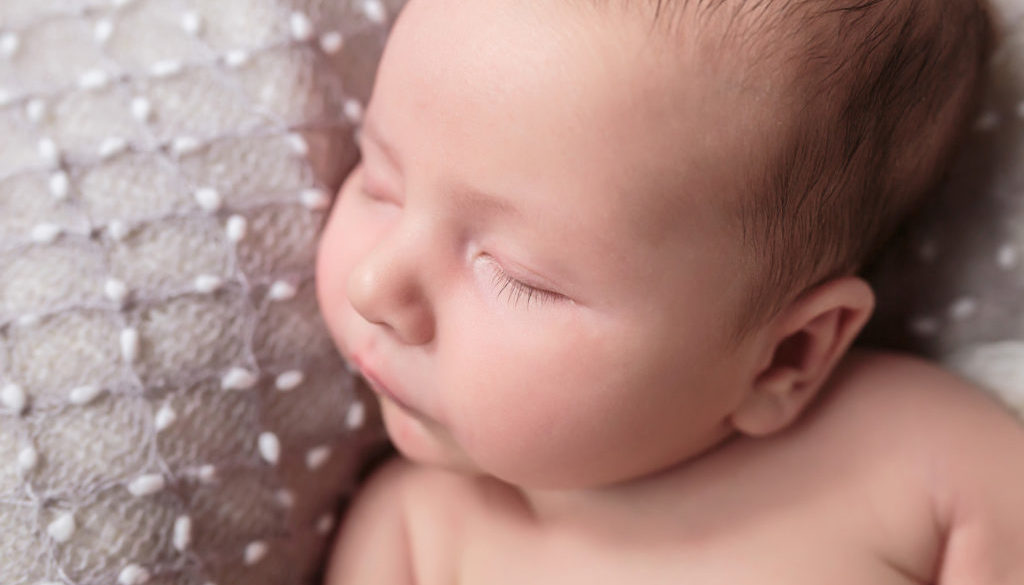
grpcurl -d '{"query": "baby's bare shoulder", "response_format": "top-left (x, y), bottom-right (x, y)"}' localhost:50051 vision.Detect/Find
top-left (818, 349), bottom-right (1024, 584)
top-left (801, 347), bottom-right (1024, 490)
top-left (326, 458), bottom-right (480, 585)
top-left (819, 348), bottom-right (1023, 443)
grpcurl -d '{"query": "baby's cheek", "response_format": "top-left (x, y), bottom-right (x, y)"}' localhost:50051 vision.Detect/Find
top-left (443, 323), bottom-right (622, 487)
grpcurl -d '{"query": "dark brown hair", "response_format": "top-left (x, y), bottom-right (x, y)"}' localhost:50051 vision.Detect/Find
top-left (733, 0), bottom-right (992, 341)
top-left (591, 0), bottom-right (993, 342)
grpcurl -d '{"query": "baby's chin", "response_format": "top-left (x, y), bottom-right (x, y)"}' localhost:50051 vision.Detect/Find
top-left (380, 397), bottom-right (481, 474)
top-left (379, 397), bottom-right (646, 490)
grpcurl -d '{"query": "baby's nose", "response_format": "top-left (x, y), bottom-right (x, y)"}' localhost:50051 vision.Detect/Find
top-left (346, 234), bottom-right (435, 346)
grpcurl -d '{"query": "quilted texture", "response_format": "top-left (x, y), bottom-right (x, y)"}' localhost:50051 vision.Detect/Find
top-left (0, 1), bottom-right (397, 583)
top-left (863, 1), bottom-right (1024, 417)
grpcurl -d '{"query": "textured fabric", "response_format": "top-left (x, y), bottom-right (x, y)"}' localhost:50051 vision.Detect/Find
top-left (863, 1), bottom-right (1024, 417)
top-left (0, 1), bottom-right (397, 583)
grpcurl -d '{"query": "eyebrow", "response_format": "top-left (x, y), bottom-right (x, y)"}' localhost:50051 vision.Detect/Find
top-left (449, 184), bottom-right (522, 220)
top-left (360, 115), bottom-right (522, 219)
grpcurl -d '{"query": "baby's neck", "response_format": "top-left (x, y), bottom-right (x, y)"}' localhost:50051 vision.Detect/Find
top-left (512, 434), bottom-right (743, 542)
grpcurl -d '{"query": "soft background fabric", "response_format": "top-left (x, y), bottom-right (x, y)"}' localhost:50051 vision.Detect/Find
top-left (862, 0), bottom-right (1024, 418)
top-left (0, 1), bottom-right (400, 583)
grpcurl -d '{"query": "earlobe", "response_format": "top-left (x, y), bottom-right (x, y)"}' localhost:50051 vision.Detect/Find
top-left (730, 276), bottom-right (875, 437)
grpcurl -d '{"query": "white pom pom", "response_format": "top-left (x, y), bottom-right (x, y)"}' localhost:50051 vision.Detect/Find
top-left (17, 446), bottom-right (38, 472)
top-left (346, 401), bottom-right (366, 430)
top-left (286, 133), bottom-right (309, 156)
top-left (194, 274), bottom-right (223, 294)
top-left (197, 464), bottom-right (216, 483)
top-left (0, 32), bottom-right (20, 58)
top-left (99, 136), bottom-right (128, 159)
top-left (225, 215), bottom-right (247, 242)
top-left (343, 99), bottom-right (364, 123)
top-left (244, 540), bottom-right (269, 565)
top-left (121, 328), bottom-right (139, 363)
top-left (150, 59), bottom-right (183, 78)
top-left (69, 385), bottom-right (103, 405)
top-left (258, 432), bottom-right (281, 465)
top-left (289, 12), bottom-right (314, 42)
top-left (222, 367), bottom-right (257, 390)
top-left (194, 187), bottom-right (221, 212)
top-left (1, 384), bottom-right (27, 415)
top-left (154, 404), bottom-right (177, 431)
top-left (224, 49), bottom-right (250, 68)
top-left (47, 512), bottom-right (76, 543)
top-left (361, 0), bottom-right (387, 24)
top-left (300, 188), bottom-right (330, 211)
top-left (108, 220), bottom-right (130, 241)
top-left (127, 474), bottom-right (165, 497)
top-left (49, 171), bottom-right (70, 200)
top-left (78, 69), bottom-right (112, 91)
top-left (105, 279), bottom-right (128, 304)
top-left (305, 446), bottom-right (331, 470)
top-left (998, 244), bottom-right (1018, 269)
top-left (30, 223), bottom-right (62, 244)
top-left (25, 99), bottom-right (46, 123)
top-left (118, 564), bottom-right (150, 585)
top-left (173, 515), bottom-right (192, 551)
top-left (94, 18), bottom-right (115, 44)
top-left (16, 314), bottom-right (39, 327)
top-left (37, 138), bottom-right (59, 166)
top-left (268, 281), bottom-right (297, 301)
top-left (319, 31), bottom-right (344, 54)
top-left (275, 370), bottom-right (304, 391)
top-left (181, 11), bottom-right (203, 36)
top-left (171, 136), bottom-right (200, 157)
top-left (130, 96), bottom-right (152, 122)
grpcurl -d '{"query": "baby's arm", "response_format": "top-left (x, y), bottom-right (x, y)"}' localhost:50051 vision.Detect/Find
top-left (324, 458), bottom-right (418, 585)
top-left (927, 377), bottom-right (1024, 584)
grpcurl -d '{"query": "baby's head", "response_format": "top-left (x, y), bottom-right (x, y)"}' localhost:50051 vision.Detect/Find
top-left (316, 0), bottom-right (990, 489)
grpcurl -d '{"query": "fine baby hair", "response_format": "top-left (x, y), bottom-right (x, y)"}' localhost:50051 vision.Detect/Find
top-left (595, 0), bottom-right (992, 338)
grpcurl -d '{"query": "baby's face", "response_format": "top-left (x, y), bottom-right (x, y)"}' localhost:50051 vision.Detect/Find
top-left (317, 0), bottom-right (772, 489)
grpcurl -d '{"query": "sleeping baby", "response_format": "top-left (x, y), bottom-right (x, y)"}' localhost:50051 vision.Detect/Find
top-left (315, 0), bottom-right (1024, 583)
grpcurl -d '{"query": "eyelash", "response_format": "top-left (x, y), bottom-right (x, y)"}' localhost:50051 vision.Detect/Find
top-left (487, 261), bottom-right (563, 309)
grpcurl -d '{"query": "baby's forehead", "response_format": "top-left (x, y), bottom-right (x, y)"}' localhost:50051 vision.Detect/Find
top-left (380, 0), bottom-right (781, 226)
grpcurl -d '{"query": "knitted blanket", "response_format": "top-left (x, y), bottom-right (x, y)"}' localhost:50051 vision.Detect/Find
top-left (0, 1), bottom-right (396, 583)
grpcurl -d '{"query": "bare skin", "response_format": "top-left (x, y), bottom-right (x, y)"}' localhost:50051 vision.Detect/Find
top-left (327, 349), bottom-right (1024, 585)
top-left (315, 1), bottom-right (1024, 582)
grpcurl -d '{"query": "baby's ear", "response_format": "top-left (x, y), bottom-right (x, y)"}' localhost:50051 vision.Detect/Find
top-left (730, 276), bottom-right (875, 437)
